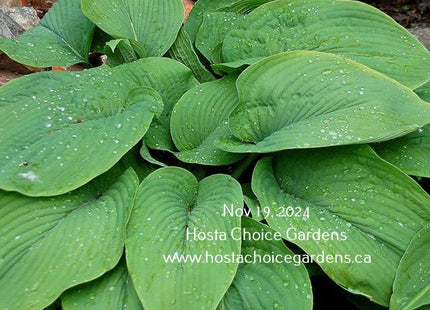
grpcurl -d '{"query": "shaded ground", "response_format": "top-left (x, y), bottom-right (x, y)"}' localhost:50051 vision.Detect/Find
top-left (363, 0), bottom-right (430, 27)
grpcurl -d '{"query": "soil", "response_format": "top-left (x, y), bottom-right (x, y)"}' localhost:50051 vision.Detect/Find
top-left (362, 0), bottom-right (430, 27)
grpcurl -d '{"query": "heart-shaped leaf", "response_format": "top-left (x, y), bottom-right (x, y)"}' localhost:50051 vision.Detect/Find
top-left (0, 0), bottom-right (95, 68)
top-left (0, 57), bottom-right (196, 196)
top-left (391, 223), bottom-right (430, 310)
top-left (216, 51), bottom-right (430, 154)
top-left (81, 0), bottom-right (184, 57)
top-left (0, 166), bottom-right (138, 310)
top-left (62, 259), bottom-right (143, 310)
top-left (252, 145), bottom-right (430, 306)
top-left (217, 217), bottom-right (313, 310)
top-left (221, 0), bottom-right (430, 88)
top-left (171, 75), bottom-right (244, 165)
top-left (126, 167), bottom-right (243, 310)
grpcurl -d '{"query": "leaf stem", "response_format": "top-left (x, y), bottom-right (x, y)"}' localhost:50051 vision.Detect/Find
top-left (231, 154), bottom-right (259, 180)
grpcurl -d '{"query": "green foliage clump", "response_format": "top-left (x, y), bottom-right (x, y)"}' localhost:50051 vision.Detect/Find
top-left (0, 0), bottom-right (430, 309)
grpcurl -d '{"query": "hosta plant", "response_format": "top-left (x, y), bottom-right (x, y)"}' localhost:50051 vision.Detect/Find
top-left (0, 0), bottom-right (430, 309)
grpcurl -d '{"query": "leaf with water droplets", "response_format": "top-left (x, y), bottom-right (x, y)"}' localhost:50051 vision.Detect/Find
top-left (0, 166), bottom-right (138, 310)
top-left (215, 51), bottom-right (430, 154)
top-left (373, 84), bottom-right (430, 177)
top-left (185, 0), bottom-right (243, 43)
top-left (373, 126), bottom-right (430, 178)
top-left (62, 259), bottom-right (143, 310)
top-left (0, 57), bottom-right (195, 196)
top-left (81, 0), bottom-right (184, 57)
top-left (390, 223), bottom-right (430, 310)
top-left (171, 75), bottom-right (244, 165)
top-left (252, 145), bottom-right (430, 306)
top-left (0, 0), bottom-right (95, 68)
top-left (217, 217), bottom-right (313, 310)
top-left (220, 0), bottom-right (430, 88)
top-left (126, 167), bottom-right (243, 310)
top-left (196, 12), bottom-right (246, 64)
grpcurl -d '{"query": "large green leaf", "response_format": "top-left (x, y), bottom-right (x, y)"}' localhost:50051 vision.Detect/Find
top-left (168, 27), bottom-right (215, 83)
top-left (0, 0), bottom-right (95, 68)
top-left (251, 145), bottom-right (430, 306)
top-left (126, 167), bottom-right (243, 310)
top-left (372, 82), bottom-right (430, 177)
top-left (0, 57), bottom-right (195, 196)
top-left (220, 0), bottom-right (430, 88)
top-left (391, 223), bottom-right (430, 310)
top-left (215, 51), bottom-right (430, 154)
top-left (171, 75), bottom-right (244, 165)
top-left (62, 259), bottom-right (143, 310)
top-left (217, 217), bottom-right (312, 310)
top-left (0, 166), bottom-right (138, 310)
top-left (81, 0), bottom-right (183, 57)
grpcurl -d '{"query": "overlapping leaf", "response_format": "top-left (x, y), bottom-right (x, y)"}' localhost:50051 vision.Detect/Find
top-left (0, 0), bottom-right (95, 68)
top-left (390, 223), bottom-right (430, 310)
top-left (0, 57), bottom-right (195, 196)
top-left (126, 167), bottom-right (243, 310)
top-left (252, 145), bottom-right (430, 306)
top-left (220, 0), bottom-right (430, 88)
top-left (216, 51), bottom-right (430, 154)
top-left (196, 12), bottom-right (245, 64)
top-left (171, 75), bottom-right (244, 165)
top-left (168, 27), bottom-right (215, 83)
top-left (373, 81), bottom-right (430, 177)
top-left (185, 0), bottom-right (241, 43)
top-left (62, 260), bottom-right (143, 310)
top-left (217, 217), bottom-right (313, 310)
top-left (373, 126), bottom-right (430, 177)
top-left (81, 0), bottom-right (184, 57)
top-left (0, 167), bottom-right (138, 310)
top-left (416, 81), bottom-right (430, 101)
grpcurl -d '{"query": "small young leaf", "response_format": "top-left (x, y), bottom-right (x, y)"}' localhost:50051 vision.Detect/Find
top-left (126, 167), bottom-right (243, 310)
